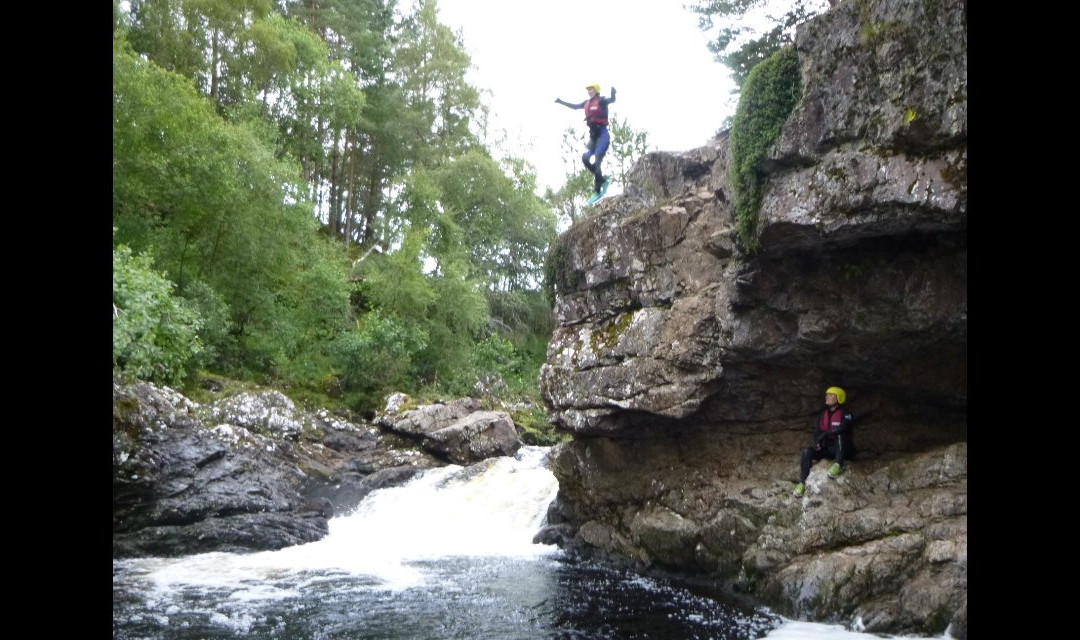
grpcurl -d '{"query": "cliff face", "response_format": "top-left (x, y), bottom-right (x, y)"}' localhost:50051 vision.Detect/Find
top-left (537, 0), bottom-right (966, 637)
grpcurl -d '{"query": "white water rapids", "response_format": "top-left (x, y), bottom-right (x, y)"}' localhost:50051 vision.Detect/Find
top-left (113, 445), bottom-right (953, 639)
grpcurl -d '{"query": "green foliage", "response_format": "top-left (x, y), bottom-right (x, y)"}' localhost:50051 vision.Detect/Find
top-left (487, 289), bottom-right (553, 344)
top-left (393, 0), bottom-right (483, 164)
top-left (113, 243), bottom-right (203, 385)
top-left (177, 279), bottom-right (235, 371)
top-left (607, 115), bottom-right (653, 183)
top-left (258, 234), bottom-right (356, 386)
top-left (420, 149), bottom-right (557, 293)
top-left (330, 309), bottom-right (429, 412)
top-left (113, 35), bottom-right (354, 387)
top-left (511, 403), bottom-right (569, 446)
top-left (357, 228), bottom-right (438, 320)
top-left (352, 224), bottom-right (494, 406)
top-left (542, 234), bottom-right (584, 306)
top-left (543, 170), bottom-right (593, 230)
top-left (461, 334), bottom-right (531, 397)
top-left (114, 1), bottom-right (558, 419)
top-left (688, 0), bottom-right (828, 86)
top-left (373, 149), bottom-right (555, 403)
top-left (125, 0), bottom-right (277, 114)
top-left (415, 255), bottom-right (491, 388)
top-left (719, 23), bottom-right (789, 88)
top-left (729, 46), bottom-right (802, 251)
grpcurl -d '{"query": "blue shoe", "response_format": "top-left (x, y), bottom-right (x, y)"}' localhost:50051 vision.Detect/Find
top-left (600, 177), bottom-right (611, 196)
top-left (585, 191), bottom-right (601, 205)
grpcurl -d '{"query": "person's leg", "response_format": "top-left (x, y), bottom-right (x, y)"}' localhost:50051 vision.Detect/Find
top-left (582, 136), bottom-right (600, 184)
top-left (835, 438), bottom-right (849, 465)
top-left (799, 447), bottom-right (817, 483)
top-left (825, 441), bottom-right (844, 478)
top-left (592, 128), bottom-right (610, 192)
top-left (581, 143), bottom-right (595, 174)
top-left (795, 446), bottom-right (821, 496)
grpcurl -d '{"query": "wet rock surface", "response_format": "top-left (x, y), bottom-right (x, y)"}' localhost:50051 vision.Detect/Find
top-left (113, 382), bottom-right (522, 557)
top-left (536, 0), bottom-right (966, 637)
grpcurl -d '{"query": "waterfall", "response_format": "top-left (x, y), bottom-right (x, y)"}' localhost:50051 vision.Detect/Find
top-left (117, 446), bottom-right (561, 594)
top-left (114, 445), bottom-right (952, 640)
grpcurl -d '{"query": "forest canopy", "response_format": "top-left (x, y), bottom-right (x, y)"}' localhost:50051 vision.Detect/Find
top-left (111, 0), bottom-right (767, 416)
top-left (112, 0), bottom-right (560, 413)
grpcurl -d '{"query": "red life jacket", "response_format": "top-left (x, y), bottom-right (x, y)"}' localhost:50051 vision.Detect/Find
top-left (819, 406), bottom-right (844, 432)
top-left (585, 96), bottom-right (608, 126)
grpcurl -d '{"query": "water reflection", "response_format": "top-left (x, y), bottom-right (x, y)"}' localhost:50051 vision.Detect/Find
top-left (114, 553), bottom-right (780, 640)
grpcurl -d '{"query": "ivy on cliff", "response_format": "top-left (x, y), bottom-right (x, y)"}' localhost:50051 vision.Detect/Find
top-left (543, 237), bottom-right (577, 307)
top-left (730, 46), bottom-right (802, 251)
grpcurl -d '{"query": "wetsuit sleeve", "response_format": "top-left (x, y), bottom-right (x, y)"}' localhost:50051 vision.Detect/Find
top-left (608, 87), bottom-right (616, 104)
top-left (555, 98), bottom-right (584, 109)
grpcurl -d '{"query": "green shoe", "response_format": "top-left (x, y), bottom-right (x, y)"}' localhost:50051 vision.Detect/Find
top-left (600, 177), bottom-right (611, 196)
top-left (585, 191), bottom-right (601, 205)
top-left (828, 463), bottom-right (843, 478)
top-left (793, 482), bottom-right (805, 497)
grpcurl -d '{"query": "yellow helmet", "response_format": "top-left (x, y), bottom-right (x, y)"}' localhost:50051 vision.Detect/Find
top-left (585, 82), bottom-right (601, 92)
top-left (825, 386), bottom-right (846, 404)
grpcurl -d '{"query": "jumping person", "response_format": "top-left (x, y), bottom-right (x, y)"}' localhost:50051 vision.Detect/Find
top-left (793, 386), bottom-right (856, 497)
top-left (555, 82), bottom-right (617, 204)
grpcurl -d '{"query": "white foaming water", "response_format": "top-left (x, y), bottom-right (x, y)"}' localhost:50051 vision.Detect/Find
top-left (763, 620), bottom-right (955, 640)
top-left (331, 445), bottom-right (561, 559)
top-left (115, 445), bottom-right (955, 640)
top-left (124, 446), bottom-right (561, 594)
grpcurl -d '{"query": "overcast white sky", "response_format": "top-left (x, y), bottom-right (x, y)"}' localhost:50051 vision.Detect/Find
top-left (433, 0), bottom-right (739, 192)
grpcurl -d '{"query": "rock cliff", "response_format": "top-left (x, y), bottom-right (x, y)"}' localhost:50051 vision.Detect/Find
top-left (536, 0), bottom-right (966, 637)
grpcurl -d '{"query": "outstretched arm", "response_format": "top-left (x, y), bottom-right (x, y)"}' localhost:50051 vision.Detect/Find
top-left (607, 87), bottom-right (616, 104)
top-left (555, 98), bottom-right (584, 109)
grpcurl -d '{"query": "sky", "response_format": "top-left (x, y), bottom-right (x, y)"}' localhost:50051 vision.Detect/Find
top-left (433, 0), bottom-right (739, 193)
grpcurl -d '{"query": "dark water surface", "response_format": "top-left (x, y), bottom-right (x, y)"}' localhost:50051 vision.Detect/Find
top-left (113, 553), bottom-right (780, 639)
top-left (112, 447), bottom-right (944, 640)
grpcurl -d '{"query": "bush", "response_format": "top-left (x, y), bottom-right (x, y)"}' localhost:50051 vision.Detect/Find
top-left (113, 243), bottom-right (203, 385)
top-left (179, 279), bottom-right (235, 373)
top-left (330, 310), bottom-right (428, 413)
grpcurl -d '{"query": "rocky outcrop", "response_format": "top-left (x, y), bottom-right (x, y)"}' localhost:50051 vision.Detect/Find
top-left (537, 0), bottom-right (966, 637)
top-left (112, 382), bottom-right (522, 557)
top-left (374, 394), bottom-right (523, 464)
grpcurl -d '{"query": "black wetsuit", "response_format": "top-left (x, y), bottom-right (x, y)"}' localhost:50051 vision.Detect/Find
top-left (799, 404), bottom-right (856, 483)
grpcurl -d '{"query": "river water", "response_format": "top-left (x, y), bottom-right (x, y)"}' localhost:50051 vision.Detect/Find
top-left (112, 446), bottom-right (951, 639)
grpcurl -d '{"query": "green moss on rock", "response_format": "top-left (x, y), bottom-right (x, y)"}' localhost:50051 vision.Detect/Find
top-left (590, 311), bottom-right (635, 353)
top-left (543, 240), bottom-right (581, 305)
top-left (513, 404), bottom-right (570, 446)
top-left (730, 47), bottom-right (803, 252)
